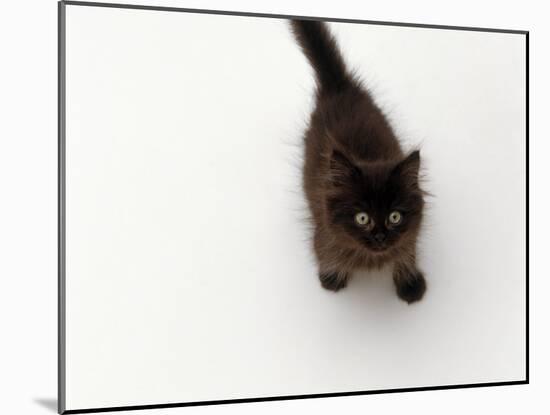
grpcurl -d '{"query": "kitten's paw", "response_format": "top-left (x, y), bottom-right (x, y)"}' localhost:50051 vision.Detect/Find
top-left (319, 272), bottom-right (348, 292)
top-left (394, 271), bottom-right (426, 304)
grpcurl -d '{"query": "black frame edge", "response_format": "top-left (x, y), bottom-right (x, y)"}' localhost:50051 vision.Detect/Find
top-left (58, 1), bottom-right (67, 414)
top-left (62, 381), bottom-right (528, 414)
top-left (525, 31), bottom-right (530, 384)
top-left (63, 0), bottom-right (528, 35)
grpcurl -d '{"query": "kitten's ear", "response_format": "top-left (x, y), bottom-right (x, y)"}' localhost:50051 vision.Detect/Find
top-left (329, 150), bottom-right (361, 186)
top-left (392, 150), bottom-right (421, 188)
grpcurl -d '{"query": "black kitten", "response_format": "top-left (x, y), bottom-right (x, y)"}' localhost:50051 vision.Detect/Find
top-left (291, 20), bottom-right (427, 303)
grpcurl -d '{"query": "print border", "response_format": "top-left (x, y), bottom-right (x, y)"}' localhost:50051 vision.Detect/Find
top-left (58, 1), bottom-right (529, 413)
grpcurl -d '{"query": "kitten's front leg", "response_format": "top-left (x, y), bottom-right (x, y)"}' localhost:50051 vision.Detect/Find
top-left (393, 261), bottom-right (426, 304)
top-left (319, 270), bottom-right (349, 292)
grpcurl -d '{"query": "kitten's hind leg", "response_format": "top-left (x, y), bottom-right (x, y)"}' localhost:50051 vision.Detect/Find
top-left (393, 262), bottom-right (426, 304)
top-left (319, 270), bottom-right (349, 292)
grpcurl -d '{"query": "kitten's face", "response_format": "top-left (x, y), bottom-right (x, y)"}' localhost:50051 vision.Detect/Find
top-left (326, 150), bottom-right (424, 253)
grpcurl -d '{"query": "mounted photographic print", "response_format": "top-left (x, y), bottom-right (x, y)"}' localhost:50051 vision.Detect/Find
top-left (58, 1), bottom-right (528, 413)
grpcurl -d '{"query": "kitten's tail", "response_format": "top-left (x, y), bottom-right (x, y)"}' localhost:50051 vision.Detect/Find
top-left (290, 19), bottom-right (351, 93)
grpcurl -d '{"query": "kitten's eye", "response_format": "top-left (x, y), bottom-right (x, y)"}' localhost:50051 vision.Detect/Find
top-left (388, 211), bottom-right (402, 225)
top-left (355, 212), bottom-right (369, 226)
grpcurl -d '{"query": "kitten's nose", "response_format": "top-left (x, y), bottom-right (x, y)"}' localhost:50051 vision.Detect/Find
top-left (374, 233), bottom-right (386, 242)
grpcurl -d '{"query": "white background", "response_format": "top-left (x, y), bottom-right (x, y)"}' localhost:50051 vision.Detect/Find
top-left (0, 1), bottom-right (543, 415)
top-left (63, 3), bottom-right (526, 411)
